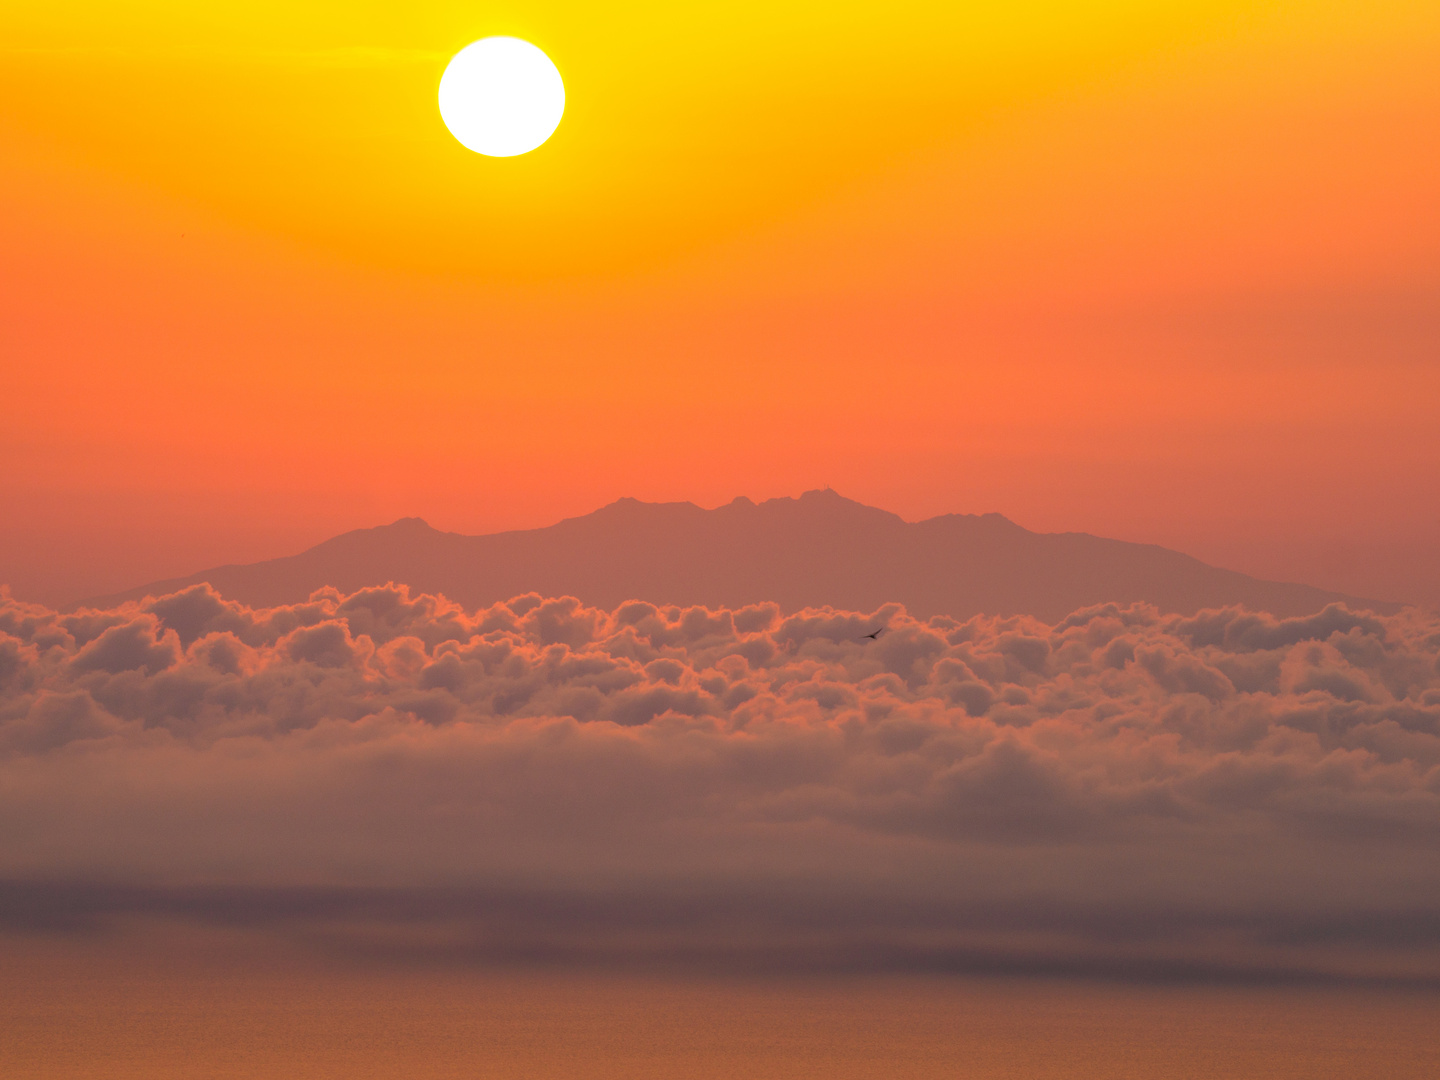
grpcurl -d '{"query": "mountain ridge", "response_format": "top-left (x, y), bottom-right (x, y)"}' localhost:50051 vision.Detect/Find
top-left (80, 490), bottom-right (1401, 619)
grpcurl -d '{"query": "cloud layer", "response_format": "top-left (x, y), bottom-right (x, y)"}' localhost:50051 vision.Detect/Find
top-left (2, 584), bottom-right (1439, 983)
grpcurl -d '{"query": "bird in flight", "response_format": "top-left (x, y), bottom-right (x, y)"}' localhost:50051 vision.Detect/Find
top-left (862, 627), bottom-right (886, 640)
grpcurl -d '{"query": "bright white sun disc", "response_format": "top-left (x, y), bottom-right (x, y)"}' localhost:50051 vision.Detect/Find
top-left (438, 37), bottom-right (564, 157)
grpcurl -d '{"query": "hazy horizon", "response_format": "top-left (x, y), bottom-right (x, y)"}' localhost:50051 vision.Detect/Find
top-left (7, 488), bottom-right (1430, 612)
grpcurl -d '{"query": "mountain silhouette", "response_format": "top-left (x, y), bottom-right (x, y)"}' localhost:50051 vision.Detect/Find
top-left (85, 490), bottom-right (1398, 619)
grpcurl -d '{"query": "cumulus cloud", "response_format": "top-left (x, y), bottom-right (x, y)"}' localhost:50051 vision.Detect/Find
top-left (1, 584), bottom-right (1439, 983)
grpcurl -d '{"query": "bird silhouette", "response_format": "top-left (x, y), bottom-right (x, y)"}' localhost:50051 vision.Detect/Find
top-left (862, 627), bottom-right (885, 640)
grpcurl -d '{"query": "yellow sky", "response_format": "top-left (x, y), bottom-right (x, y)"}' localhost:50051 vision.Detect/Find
top-left (4, 0), bottom-right (1303, 276)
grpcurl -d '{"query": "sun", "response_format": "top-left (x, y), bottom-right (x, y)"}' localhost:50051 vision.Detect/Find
top-left (438, 37), bottom-right (565, 158)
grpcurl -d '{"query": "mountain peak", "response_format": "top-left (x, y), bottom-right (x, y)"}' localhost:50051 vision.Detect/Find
top-left (81, 492), bottom-right (1400, 618)
top-left (589, 496), bottom-right (704, 518)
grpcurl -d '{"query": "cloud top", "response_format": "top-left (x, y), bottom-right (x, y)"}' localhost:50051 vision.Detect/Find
top-left (2, 584), bottom-right (1439, 983)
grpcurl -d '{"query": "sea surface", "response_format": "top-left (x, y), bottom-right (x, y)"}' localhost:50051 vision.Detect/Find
top-left (3, 942), bottom-right (1437, 1079)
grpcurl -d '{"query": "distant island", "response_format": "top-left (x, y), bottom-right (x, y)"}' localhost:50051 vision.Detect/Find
top-left (86, 489), bottom-right (1399, 620)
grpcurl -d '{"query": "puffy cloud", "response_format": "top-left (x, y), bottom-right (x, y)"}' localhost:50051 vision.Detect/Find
top-left (1, 584), bottom-right (1439, 983)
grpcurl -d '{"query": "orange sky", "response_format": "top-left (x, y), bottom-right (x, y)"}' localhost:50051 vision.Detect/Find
top-left (2, 0), bottom-right (1437, 605)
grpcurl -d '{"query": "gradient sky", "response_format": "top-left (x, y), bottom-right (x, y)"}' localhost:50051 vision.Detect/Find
top-left (3, 0), bottom-right (1438, 606)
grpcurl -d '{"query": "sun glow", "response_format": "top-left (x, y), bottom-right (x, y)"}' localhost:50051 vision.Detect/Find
top-left (438, 37), bottom-right (565, 157)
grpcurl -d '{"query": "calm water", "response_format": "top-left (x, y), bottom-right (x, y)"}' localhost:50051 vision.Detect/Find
top-left (3, 946), bottom-right (1437, 1079)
